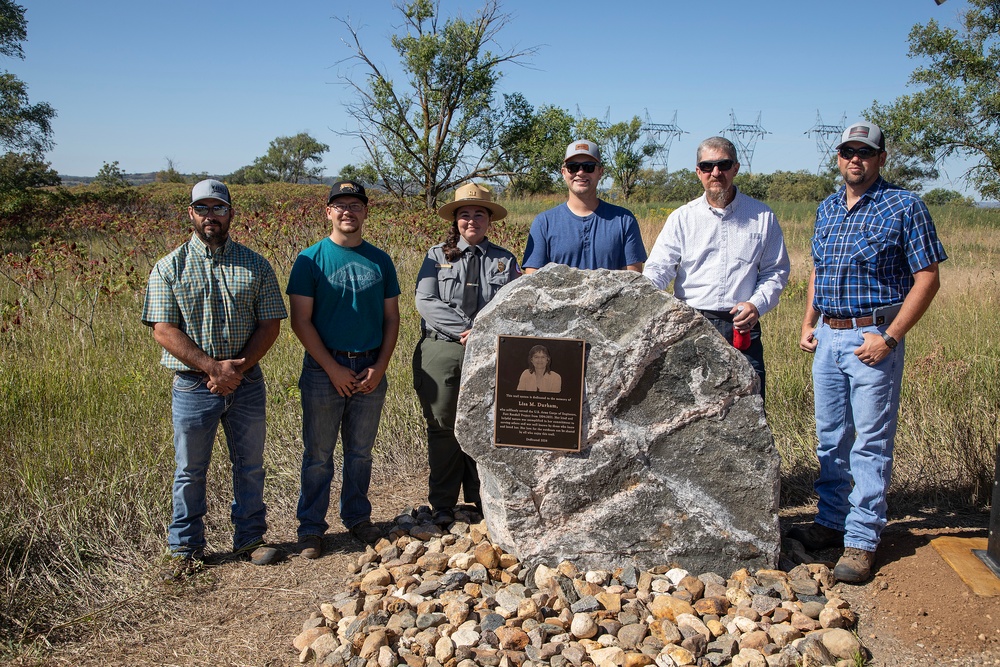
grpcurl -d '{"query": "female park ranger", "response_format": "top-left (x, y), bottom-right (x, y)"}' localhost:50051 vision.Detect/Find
top-left (413, 183), bottom-right (520, 526)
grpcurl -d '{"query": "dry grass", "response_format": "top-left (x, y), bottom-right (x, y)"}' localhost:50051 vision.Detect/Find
top-left (1, 187), bottom-right (996, 660)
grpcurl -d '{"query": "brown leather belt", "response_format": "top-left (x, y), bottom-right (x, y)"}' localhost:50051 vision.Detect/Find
top-left (824, 316), bottom-right (876, 329)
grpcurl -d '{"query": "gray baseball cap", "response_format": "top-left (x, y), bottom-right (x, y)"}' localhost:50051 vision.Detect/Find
top-left (564, 139), bottom-right (601, 162)
top-left (190, 179), bottom-right (231, 205)
top-left (836, 122), bottom-right (885, 150)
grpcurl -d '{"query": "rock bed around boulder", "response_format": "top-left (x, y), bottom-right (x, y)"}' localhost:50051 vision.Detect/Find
top-left (293, 509), bottom-right (865, 667)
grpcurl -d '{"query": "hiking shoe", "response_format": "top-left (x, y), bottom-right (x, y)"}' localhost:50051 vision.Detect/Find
top-left (349, 520), bottom-right (382, 545)
top-left (786, 522), bottom-right (845, 551)
top-left (432, 508), bottom-right (455, 527)
top-left (160, 552), bottom-right (203, 582)
top-left (235, 539), bottom-right (281, 566)
top-left (834, 547), bottom-right (876, 583)
top-left (299, 534), bottom-right (323, 560)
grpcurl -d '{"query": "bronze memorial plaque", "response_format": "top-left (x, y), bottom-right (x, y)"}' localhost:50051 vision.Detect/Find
top-left (493, 335), bottom-right (585, 452)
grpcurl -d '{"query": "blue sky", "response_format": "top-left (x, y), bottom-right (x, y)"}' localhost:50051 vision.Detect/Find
top-left (12, 0), bottom-right (979, 195)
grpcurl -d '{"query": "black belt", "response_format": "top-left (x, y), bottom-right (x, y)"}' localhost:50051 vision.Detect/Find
top-left (423, 330), bottom-right (459, 342)
top-left (331, 348), bottom-right (379, 358)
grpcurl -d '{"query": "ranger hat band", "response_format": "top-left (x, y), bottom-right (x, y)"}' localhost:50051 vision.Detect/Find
top-left (437, 183), bottom-right (507, 221)
top-left (190, 179), bottom-right (231, 205)
top-left (564, 139), bottom-right (601, 163)
top-left (836, 122), bottom-right (885, 150)
top-left (328, 180), bottom-right (368, 205)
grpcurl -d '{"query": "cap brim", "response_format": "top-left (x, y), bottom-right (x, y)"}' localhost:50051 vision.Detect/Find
top-left (437, 199), bottom-right (507, 221)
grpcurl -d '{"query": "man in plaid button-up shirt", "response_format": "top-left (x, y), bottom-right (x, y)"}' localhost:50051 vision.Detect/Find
top-left (142, 179), bottom-right (287, 574)
top-left (795, 123), bottom-right (947, 584)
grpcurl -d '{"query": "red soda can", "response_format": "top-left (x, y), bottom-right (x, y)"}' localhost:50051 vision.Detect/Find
top-left (733, 327), bottom-right (751, 351)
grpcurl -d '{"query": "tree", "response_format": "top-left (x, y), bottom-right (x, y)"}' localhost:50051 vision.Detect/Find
top-left (1, 1), bottom-right (54, 156)
top-left (922, 187), bottom-right (975, 207)
top-left (337, 0), bottom-right (535, 209)
top-left (155, 157), bottom-right (188, 184)
top-left (600, 117), bottom-right (656, 202)
top-left (494, 101), bottom-right (574, 196)
top-left (867, 0), bottom-right (1000, 199)
top-left (93, 160), bottom-right (130, 189)
top-left (227, 133), bottom-right (329, 184)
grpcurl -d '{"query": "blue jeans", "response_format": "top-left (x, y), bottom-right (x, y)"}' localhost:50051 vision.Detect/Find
top-left (169, 365), bottom-right (268, 556)
top-left (811, 322), bottom-right (905, 551)
top-left (297, 352), bottom-right (387, 538)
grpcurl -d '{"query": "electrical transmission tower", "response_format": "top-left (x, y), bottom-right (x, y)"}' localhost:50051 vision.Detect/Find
top-left (642, 110), bottom-right (687, 172)
top-left (805, 111), bottom-right (846, 173)
top-left (575, 106), bottom-right (611, 132)
top-left (721, 110), bottom-right (769, 173)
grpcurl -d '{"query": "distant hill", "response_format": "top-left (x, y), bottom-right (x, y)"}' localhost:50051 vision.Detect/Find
top-left (57, 173), bottom-right (337, 187)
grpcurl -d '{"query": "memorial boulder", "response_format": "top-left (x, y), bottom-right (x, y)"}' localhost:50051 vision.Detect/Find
top-left (455, 264), bottom-right (780, 574)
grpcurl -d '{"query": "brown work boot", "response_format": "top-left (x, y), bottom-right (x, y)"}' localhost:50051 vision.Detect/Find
top-left (299, 534), bottom-right (323, 560)
top-left (834, 547), bottom-right (876, 583)
top-left (786, 521), bottom-right (845, 551)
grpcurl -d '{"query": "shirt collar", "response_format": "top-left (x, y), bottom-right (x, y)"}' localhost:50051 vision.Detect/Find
top-left (837, 176), bottom-right (886, 207)
top-left (699, 186), bottom-right (741, 214)
top-left (189, 232), bottom-right (231, 259)
top-left (457, 237), bottom-right (490, 254)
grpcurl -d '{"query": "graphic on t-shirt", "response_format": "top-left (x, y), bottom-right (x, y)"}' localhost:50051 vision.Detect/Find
top-left (325, 264), bottom-right (382, 293)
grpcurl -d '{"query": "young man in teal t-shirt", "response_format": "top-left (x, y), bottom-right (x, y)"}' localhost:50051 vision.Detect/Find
top-left (287, 180), bottom-right (400, 555)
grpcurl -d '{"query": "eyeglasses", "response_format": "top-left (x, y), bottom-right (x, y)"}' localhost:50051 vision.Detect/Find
top-left (191, 204), bottom-right (230, 216)
top-left (838, 146), bottom-right (882, 160)
top-left (564, 162), bottom-right (598, 174)
top-left (696, 159), bottom-right (735, 173)
top-left (330, 202), bottom-right (366, 213)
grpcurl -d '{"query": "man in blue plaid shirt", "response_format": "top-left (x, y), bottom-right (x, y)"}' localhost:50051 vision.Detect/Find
top-left (142, 179), bottom-right (287, 577)
top-left (794, 122), bottom-right (947, 583)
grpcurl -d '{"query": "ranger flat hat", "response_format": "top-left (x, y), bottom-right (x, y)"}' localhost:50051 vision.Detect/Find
top-left (437, 183), bottom-right (507, 221)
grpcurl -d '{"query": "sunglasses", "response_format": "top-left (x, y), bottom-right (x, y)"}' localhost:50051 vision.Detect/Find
top-left (191, 204), bottom-right (230, 216)
top-left (838, 146), bottom-right (882, 160)
top-left (564, 162), bottom-right (598, 174)
top-left (696, 159), bottom-right (735, 173)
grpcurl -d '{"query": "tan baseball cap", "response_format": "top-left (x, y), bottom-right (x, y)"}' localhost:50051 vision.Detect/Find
top-left (564, 139), bottom-right (601, 162)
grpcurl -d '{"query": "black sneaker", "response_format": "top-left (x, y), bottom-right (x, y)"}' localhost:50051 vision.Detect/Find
top-left (432, 508), bottom-right (455, 527)
top-left (786, 522), bottom-right (845, 551)
top-left (349, 520), bottom-right (382, 545)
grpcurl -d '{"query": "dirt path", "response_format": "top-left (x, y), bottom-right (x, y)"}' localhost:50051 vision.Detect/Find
top-left (17, 482), bottom-right (1000, 667)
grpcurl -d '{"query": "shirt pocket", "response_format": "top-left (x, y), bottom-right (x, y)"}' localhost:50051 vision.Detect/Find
top-left (437, 265), bottom-right (462, 302)
top-left (732, 233), bottom-right (762, 264)
top-left (850, 227), bottom-right (887, 265)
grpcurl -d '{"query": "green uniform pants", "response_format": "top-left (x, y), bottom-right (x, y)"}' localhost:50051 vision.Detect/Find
top-left (412, 337), bottom-right (481, 511)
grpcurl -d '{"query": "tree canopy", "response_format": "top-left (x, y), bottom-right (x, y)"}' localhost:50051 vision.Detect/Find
top-left (337, 0), bottom-right (535, 209)
top-left (1, 1), bottom-right (53, 156)
top-left (229, 132), bottom-right (329, 184)
top-left (867, 0), bottom-right (1000, 200)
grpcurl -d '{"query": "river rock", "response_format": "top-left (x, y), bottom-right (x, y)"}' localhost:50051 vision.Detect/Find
top-left (455, 265), bottom-right (780, 574)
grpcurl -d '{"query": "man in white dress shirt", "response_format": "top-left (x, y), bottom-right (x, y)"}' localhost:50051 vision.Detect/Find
top-left (643, 136), bottom-right (789, 404)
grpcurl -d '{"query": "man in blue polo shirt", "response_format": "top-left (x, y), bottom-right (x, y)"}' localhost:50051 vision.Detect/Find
top-left (795, 122), bottom-right (947, 583)
top-left (522, 139), bottom-right (647, 273)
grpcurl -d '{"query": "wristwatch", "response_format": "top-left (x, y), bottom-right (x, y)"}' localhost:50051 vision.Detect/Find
top-left (881, 333), bottom-right (898, 349)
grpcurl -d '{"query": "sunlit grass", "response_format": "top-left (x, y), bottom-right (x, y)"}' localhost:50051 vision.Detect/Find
top-left (0, 185), bottom-right (996, 657)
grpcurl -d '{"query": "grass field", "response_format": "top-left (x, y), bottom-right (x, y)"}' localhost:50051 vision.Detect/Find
top-left (0, 184), bottom-right (997, 657)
